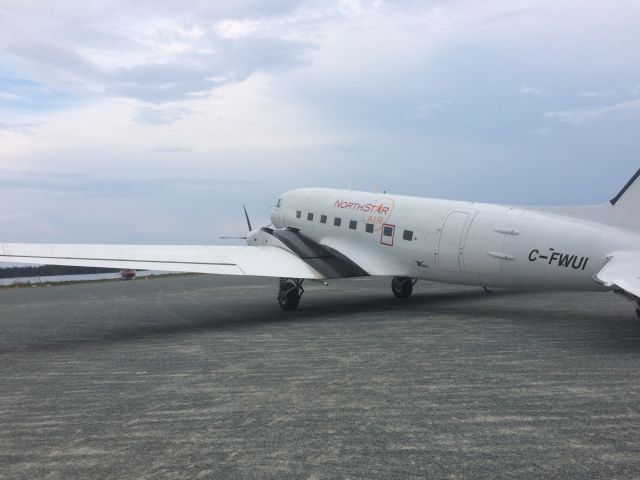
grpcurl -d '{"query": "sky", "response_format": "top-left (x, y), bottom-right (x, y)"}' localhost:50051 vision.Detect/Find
top-left (0, 0), bottom-right (639, 244)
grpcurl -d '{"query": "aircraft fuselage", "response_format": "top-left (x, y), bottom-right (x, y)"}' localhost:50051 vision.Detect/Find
top-left (271, 188), bottom-right (639, 291)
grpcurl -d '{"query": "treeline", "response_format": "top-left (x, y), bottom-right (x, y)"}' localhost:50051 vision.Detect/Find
top-left (0, 265), bottom-right (119, 279)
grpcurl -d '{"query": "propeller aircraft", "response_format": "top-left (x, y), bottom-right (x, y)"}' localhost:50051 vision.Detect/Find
top-left (3, 169), bottom-right (640, 314)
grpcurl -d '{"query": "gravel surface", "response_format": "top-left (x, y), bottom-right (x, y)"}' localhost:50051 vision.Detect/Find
top-left (1, 275), bottom-right (640, 479)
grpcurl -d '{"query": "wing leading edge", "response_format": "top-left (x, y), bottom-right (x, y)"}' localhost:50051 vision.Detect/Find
top-left (594, 251), bottom-right (640, 300)
top-left (0, 243), bottom-right (325, 280)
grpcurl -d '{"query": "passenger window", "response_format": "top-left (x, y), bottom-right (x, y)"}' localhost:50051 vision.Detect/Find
top-left (296, 211), bottom-right (302, 219)
top-left (403, 230), bottom-right (413, 241)
top-left (334, 217), bottom-right (342, 227)
top-left (349, 220), bottom-right (357, 230)
top-left (308, 213), bottom-right (314, 221)
top-left (320, 215), bottom-right (327, 224)
top-left (383, 225), bottom-right (393, 237)
top-left (365, 223), bottom-right (374, 233)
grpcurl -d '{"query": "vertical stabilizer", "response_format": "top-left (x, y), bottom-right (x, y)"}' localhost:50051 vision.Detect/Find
top-left (609, 168), bottom-right (640, 231)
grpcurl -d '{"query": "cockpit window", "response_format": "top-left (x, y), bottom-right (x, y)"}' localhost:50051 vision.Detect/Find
top-left (276, 199), bottom-right (282, 208)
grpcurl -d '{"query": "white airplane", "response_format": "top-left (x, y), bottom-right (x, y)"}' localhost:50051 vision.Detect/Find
top-left (2, 169), bottom-right (640, 314)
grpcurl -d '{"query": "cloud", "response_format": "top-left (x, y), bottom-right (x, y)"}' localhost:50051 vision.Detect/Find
top-left (519, 85), bottom-right (542, 95)
top-left (544, 98), bottom-right (640, 125)
top-left (0, 74), bottom-right (72, 109)
top-left (0, 212), bottom-right (58, 239)
top-left (0, 92), bottom-right (21, 101)
top-left (0, 120), bottom-right (42, 134)
top-left (578, 90), bottom-right (615, 98)
top-left (413, 100), bottom-right (452, 118)
top-left (0, 169), bottom-right (263, 197)
top-left (134, 105), bottom-right (191, 125)
top-left (0, 2), bottom-right (315, 107)
top-left (108, 64), bottom-right (217, 103)
top-left (525, 127), bottom-right (552, 136)
top-left (150, 146), bottom-right (191, 153)
top-left (2, 0), bottom-right (640, 243)
top-left (214, 19), bottom-right (260, 39)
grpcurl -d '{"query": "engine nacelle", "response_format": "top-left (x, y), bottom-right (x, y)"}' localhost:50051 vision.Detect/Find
top-left (246, 228), bottom-right (295, 254)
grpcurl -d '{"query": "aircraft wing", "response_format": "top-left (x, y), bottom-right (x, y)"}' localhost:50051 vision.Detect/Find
top-left (594, 251), bottom-right (640, 299)
top-left (0, 243), bottom-right (325, 279)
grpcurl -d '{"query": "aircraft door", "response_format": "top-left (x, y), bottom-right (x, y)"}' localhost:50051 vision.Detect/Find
top-left (437, 211), bottom-right (469, 271)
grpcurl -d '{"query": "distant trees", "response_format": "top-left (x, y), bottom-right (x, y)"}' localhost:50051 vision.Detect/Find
top-left (0, 265), bottom-right (119, 279)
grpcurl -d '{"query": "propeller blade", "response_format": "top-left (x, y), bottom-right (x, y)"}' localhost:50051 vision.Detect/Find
top-left (219, 236), bottom-right (248, 240)
top-left (243, 204), bottom-right (253, 231)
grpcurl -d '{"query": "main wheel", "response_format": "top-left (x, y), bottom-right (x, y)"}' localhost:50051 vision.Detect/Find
top-left (391, 276), bottom-right (413, 298)
top-left (278, 279), bottom-right (301, 311)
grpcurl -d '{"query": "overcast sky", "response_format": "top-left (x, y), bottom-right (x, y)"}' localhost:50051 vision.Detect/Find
top-left (1, 0), bottom-right (639, 244)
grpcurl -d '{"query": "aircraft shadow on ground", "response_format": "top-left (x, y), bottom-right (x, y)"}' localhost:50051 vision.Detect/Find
top-left (3, 288), bottom-right (639, 354)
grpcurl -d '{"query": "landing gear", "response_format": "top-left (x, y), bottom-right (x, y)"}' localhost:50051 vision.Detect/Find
top-left (391, 276), bottom-right (416, 298)
top-left (278, 278), bottom-right (304, 311)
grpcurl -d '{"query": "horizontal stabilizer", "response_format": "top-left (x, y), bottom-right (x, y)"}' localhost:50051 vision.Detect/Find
top-left (594, 251), bottom-right (640, 300)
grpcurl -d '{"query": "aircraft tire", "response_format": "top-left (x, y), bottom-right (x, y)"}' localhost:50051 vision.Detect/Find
top-left (392, 276), bottom-right (413, 298)
top-left (278, 279), bottom-right (301, 311)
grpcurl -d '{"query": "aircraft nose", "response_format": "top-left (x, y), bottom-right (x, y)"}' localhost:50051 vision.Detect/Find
top-left (270, 205), bottom-right (284, 228)
top-left (271, 204), bottom-right (283, 228)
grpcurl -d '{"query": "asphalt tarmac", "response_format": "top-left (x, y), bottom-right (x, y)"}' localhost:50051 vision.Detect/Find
top-left (1, 275), bottom-right (640, 479)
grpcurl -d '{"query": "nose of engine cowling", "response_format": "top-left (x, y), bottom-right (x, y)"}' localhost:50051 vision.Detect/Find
top-left (270, 198), bottom-right (285, 228)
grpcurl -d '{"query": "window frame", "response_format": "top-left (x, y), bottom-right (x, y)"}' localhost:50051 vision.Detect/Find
top-left (381, 223), bottom-right (395, 246)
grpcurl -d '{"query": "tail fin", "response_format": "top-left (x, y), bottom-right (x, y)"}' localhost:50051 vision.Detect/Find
top-left (609, 167), bottom-right (640, 231)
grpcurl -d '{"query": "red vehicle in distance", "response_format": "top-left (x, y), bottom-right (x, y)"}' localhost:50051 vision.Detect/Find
top-left (120, 269), bottom-right (136, 280)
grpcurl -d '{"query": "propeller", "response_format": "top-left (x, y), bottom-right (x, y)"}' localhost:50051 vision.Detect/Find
top-left (243, 204), bottom-right (252, 231)
top-left (218, 205), bottom-right (254, 240)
